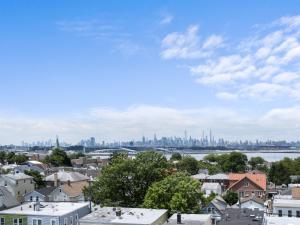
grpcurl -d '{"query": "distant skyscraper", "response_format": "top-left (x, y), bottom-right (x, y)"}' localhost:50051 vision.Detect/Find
top-left (90, 137), bottom-right (96, 147)
top-left (55, 135), bottom-right (60, 148)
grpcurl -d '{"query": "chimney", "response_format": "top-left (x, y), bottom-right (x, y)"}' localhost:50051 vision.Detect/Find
top-left (292, 187), bottom-right (300, 199)
top-left (177, 213), bottom-right (181, 224)
top-left (67, 180), bottom-right (71, 186)
top-left (54, 173), bottom-right (58, 187)
top-left (116, 209), bottom-right (122, 217)
top-left (34, 202), bottom-right (41, 211)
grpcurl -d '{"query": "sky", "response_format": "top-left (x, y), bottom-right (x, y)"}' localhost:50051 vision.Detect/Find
top-left (1, 0), bottom-right (300, 144)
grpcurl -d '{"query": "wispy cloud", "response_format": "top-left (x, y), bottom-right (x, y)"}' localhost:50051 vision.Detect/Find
top-left (161, 25), bottom-right (224, 59)
top-left (162, 15), bottom-right (300, 101)
top-left (160, 13), bottom-right (174, 25)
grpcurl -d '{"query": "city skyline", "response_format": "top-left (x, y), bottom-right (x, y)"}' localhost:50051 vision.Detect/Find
top-left (1, 1), bottom-right (300, 144)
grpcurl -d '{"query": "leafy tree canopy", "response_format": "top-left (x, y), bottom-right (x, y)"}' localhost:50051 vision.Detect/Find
top-left (223, 190), bottom-right (238, 206)
top-left (170, 153), bottom-right (182, 161)
top-left (85, 151), bottom-right (169, 207)
top-left (24, 170), bottom-right (45, 189)
top-left (176, 155), bottom-right (199, 175)
top-left (143, 172), bottom-right (204, 213)
top-left (44, 148), bottom-right (71, 167)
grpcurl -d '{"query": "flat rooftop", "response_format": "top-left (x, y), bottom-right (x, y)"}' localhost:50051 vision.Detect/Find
top-left (0, 202), bottom-right (89, 217)
top-left (273, 198), bottom-right (300, 208)
top-left (79, 207), bottom-right (168, 225)
top-left (166, 214), bottom-right (211, 225)
top-left (264, 216), bottom-right (300, 225)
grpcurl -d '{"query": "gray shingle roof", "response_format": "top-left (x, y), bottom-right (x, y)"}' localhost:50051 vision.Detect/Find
top-left (0, 186), bottom-right (19, 209)
top-left (35, 187), bottom-right (57, 196)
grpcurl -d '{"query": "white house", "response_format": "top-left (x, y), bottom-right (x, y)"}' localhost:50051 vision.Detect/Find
top-left (0, 201), bottom-right (90, 225)
top-left (235, 196), bottom-right (265, 211)
top-left (79, 207), bottom-right (168, 225)
top-left (201, 182), bottom-right (222, 196)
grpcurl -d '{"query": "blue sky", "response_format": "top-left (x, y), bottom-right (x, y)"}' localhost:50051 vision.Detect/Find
top-left (1, 0), bottom-right (300, 144)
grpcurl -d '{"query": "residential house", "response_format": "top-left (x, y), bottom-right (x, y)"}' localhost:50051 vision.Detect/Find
top-left (269, 187), bottom-right (300, 217)
top-left (192, 173), bottom-right (229, 191)
top-left (45, 170), bottom-right (89, 186)
top-left (201, 183), bottom-right (222, 196)
top-left (24, 187), bottom-right (57, 202)
top-left (228, 171), bottom-right (267, 198)
top-left (165, 213), bottom-right (212, 225)
top-left (0, 172), bottom-right (35, 202)
top-left (202, 196), bottom-right (227, 224)
top-left (52, 181), bottom-right (88, 202)
top-left (0, 201), bottom-right (90, 225)
top-left (79, 207), bottom-right (168, 225)
top-left (235, 196), bottom-right (265, 211)
top-left (0, 186), bottom-right (19, 210)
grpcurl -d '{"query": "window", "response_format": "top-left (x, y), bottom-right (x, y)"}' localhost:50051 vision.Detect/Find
top-left (239, 191), bottom-right (244, 197)
top-left (70, 216), bottom-right (73, 225)
top-left (36, 196), bottom-right (39, 202)
top-left (297, 211), bottom-right (300, 217)
top-left (75, 214), bottom-right (78, 220)
top-left (13, 219), bottom-right (22, 225)
top-left (278, 210), bottom-right (282, 217)
top-left (208, 207), bottom-right (212, 213)
top-left (50, 219), bottom-right (57, 225)
top-left (244, 181), bottom-right (249, 187)
top-left (24, 180), bottom-right (26, 183)
top-left (30, 196), bottom-right (33, 201)
top-left (32, 219), bottom-right (42, 225)
top-left (16, 181), bottom-right (18, 185)
top-left (64, 218), bottom-right (68, 225)
top-left (288, 210), bottom-right (292, 217)
top-left (0, 218), bottom-right (5, 225)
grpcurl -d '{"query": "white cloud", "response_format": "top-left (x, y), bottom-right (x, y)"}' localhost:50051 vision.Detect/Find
top-left (160, 14), bottom-right (173, 25)
top-left (161, 25), bottom-right (223, 59)
top-left (202, 35), bottom-right (224, 49)
top-left (216, 92), bottom-right (238, 100)
top-left (167, 15), bottom-right (300, 101)
top-left (2, 105), bottom-right (300, 144)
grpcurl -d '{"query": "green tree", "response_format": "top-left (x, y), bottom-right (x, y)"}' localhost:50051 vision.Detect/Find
top-left (69, 152), bottom-right (85, 160)
top-left (0, 151), bottom-right (6, 164)
top-left (109, 151), bottom-right (129, 164)
top-left (24, 170), bottom-right (45, 189)
top-left (143, 173), bottom-right (204, 213)
top-left (170, 153), bottom-right (182, 161)
top-left (44, 148), bottom-right (71, 167)
top-left (177, 156), bottom-right (199, 175)
top-left (223, 190), bottom-right (238, 206)
top-left (6, 152), bottom-right (16, 164)
top-left (198, 160), bottom-right (222, 175)
top-left (85, 151), bottom-right (169, 207)
top-left (14, 154), bottom-right (28, 164)
top-left (220, 152), bottom-right (248, 173)
top-left (269, 158), bottom-right (294, 185)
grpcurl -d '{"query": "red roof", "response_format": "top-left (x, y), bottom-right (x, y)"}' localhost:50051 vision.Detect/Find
top-left (228, 172), bottom-right (267, 191)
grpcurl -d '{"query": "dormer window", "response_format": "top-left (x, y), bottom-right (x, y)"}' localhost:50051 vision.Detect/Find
top-left (244, 181), bottom-right (249, 187)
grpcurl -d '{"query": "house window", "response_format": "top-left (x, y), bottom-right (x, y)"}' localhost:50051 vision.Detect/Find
top-left (50, 219), bottom-right (56, 225)
top-left (244, 181), bottom-right (249, 187)
top-left (13, 219), bottom-right (22, 225)
top-left (288, 210), bottom-right (292, 217)
top-left (14, 219), bottom-right (18, 225)
top-left (64, 218), bottom-right (68, 225)
top-left (278, 210), bottom-right (282, 217)
top-left (297, 211), bottom-right (300, 217)
top-left (0, 218), bottom-right (5, 225)
top-left (24, 180), bottom-right (26, 183)
top-left (36, 196), bottom-right (39, 202)
top-left (239, 191), bottom-right (244, 197)
top-left (32, 219), bottom-right (42, 225)
top-left (19, 219), bottom-right (23, 225)
top-left (208, 207), bottom-right (212, 213)
top-left (30, 196), bottom-right (33, 201)
top-left (70, 216), bottom-right (73, 225)
top-left (75, 214), bottom-right (78, 220)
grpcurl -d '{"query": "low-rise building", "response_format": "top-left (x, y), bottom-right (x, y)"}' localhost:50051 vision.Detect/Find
top-left (0, 186), bottom-right (19, 210)
top-left (228, 171), bottom-right (266, 198)
top-left (52, 181), bottom-right (88, 202)
top-left (24, 187), bottom-right (57, 202)
top-left (263, 216), bottom-right (300, 225)
top-left (201, 183), bottom-right (222, 196)
top-left (202, 196), bottom-right (227, 224)
top-left (0, 172), bottom-right (35, 202)
top-left (236, 196), bottom-right (265, 211)
top-left (0, 201), bottom-right (90, 225)
top-left (165, 213), bottom-right (211, 225)
top-left (45, 170), bottom-right (89, 186)
top-left (79, 207), bottom-right (168, 225)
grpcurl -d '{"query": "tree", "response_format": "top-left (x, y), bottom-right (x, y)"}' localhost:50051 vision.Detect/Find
top-left (24, 170), bottom-right (45, 189)
top-left (14, 154), bottom-right (28, 164)
top-left (177, 156), bottom-right (199, 175)
top-left (85, 151), bottom-right (169, 207)
top-left (170, 153), bottom-right (182, 161)
top-left (44, 148), bottom-right (71, 167)
top-left (269, 158), bottom-right (294, 185)
top-left (6, 152), bottom-right (16, 164)
top-left (109, 151), bottom-right (128, 164)
top-left (143, 173), bottom-right (204, 213)
top-left (223, 191), bottom-right (238, 206)
top-left (248, 156), bottom-right (268, 172)
top-left (220, 152), bottom-right (248, 173)
top-left (69, 152), bottom-right (85, 160)
top-left (0, 151), bottom-right (6, 164)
